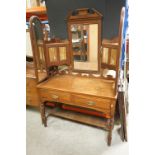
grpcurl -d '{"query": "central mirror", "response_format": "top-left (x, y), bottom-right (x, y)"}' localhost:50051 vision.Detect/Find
top-left (67, 8), bottom-right (102, 72)
top-left (71, 24), bottom-right (98, 71)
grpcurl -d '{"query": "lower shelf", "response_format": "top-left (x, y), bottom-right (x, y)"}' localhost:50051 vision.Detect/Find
top-left (46, 107), bottom-right (110, 130)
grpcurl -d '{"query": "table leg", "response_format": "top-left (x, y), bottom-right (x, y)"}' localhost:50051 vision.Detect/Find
top-left (40, 102), bottom-right (47, 127)
top-left (118, 91), bottom-right (128, 142)
top-left (108, 128), bottom-right (112, 146)
top-left (107, 117), bottom-right (114, 146)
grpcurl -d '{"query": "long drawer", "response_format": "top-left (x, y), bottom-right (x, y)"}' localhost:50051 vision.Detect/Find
top-left (70, 94), bottom-right (115, 114)
top-left (39, 88), bottom-right (116, 116)
top-left (39, 89), bottom-right (71, 103)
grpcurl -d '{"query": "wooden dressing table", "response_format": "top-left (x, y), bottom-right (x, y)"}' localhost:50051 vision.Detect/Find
top-left (37, 75), bottom-right (116, 118)
top-left (29, 7), bottom-right (125, 146)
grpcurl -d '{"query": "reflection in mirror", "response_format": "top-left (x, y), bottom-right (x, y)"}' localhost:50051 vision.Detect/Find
top-left (33, 18), bottom-right (43, 43)
top-left (71, 24), bottom-right (98, 71)
top-left (31, 17), bottom-right (47, 82)
top-left (71, 24), bottom-right (88, 62)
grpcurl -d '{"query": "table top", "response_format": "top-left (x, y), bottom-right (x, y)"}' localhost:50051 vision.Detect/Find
top-left (37, 74), bottom-right (117, 99)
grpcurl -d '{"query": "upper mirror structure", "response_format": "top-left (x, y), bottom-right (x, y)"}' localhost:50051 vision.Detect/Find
top-left (67, 8), bottom-right (102, 72)
top-left (29, 16), bottom-right (48, 83)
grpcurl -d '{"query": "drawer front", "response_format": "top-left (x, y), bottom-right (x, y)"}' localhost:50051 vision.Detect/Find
top-left (39, 89), bottom-right (71, 103)
top-left (71, 94), bottom-right (115, 114)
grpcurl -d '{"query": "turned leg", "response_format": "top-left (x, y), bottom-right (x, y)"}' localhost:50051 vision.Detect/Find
top-left (107, 117), bottom-right (114, 146)
top-left (40, 102), bottom-right (47, 127)
top-left (108, 129), bottom-right (112, 146)
top-left (118, 91), bottom-right (128, 142)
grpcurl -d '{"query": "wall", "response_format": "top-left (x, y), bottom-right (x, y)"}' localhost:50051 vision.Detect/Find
top-left (104, 0), bottom-right (125, 38)
top-left (45, 0), bottom-right (125, 39)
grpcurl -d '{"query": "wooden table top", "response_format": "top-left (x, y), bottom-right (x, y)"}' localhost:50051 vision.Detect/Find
top-left (37, 75), bottom-right (117, 99)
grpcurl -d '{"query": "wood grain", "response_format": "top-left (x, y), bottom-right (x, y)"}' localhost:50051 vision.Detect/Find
top-left (37, 74), bottom-right (116, 99)
top-left (47, 107), bottom-right (109, 130)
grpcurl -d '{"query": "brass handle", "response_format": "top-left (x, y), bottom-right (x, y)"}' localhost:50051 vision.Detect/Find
top-left (87, 101), bottom-right (96, 106)
top-left (52, 95), bottom-right (59, 99)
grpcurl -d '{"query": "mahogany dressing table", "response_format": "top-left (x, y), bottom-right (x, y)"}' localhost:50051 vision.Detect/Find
top-left (29, 8), bottom-right (125, 146)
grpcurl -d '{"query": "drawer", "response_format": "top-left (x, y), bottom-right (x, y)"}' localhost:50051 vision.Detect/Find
top-left (71, 94), bottom-right (115, 114)
top-left (39, 89), bottom-right (71, 103)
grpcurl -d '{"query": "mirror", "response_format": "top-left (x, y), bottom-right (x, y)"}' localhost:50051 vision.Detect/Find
top-left (30, 17), bottom-right (48, 82)
top-left (71, 24), bottom-right (98, 71)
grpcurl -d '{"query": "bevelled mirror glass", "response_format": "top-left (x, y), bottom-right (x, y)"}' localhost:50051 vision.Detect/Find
top-left (30, 16), bottom-right (48, 82)
top-left (67, 8), bottom-right (102, 72)
top-left (71, 24), bottom-right (98, 71)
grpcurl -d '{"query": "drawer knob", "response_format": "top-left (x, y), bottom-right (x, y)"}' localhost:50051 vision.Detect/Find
top-left (52, 95), bottom-right (59, 99)
top-left (87, 101), bottom-right (95, 106)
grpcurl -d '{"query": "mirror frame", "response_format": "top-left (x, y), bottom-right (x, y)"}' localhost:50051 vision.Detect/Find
top-left (67, 8), bottom-right (102, 73)
top-left (29, 16), bottom-right (49, 83)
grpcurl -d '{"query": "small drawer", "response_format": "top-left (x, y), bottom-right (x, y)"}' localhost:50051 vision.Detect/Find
top-left (39, 89), bottom-right (71, 103)
top-left (71, 94), bottom-right (114, 114)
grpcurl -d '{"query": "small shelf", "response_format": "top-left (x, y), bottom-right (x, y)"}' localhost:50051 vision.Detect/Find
top-left (47, 107), bottom-right (110, 130)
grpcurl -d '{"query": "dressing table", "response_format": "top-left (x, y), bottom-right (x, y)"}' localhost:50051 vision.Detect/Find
top-left (29, 7), bottom-right (125, 146)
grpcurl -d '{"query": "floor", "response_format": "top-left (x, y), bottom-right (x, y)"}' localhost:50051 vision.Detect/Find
top-left (26, 107), bottom-right (128, 155)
